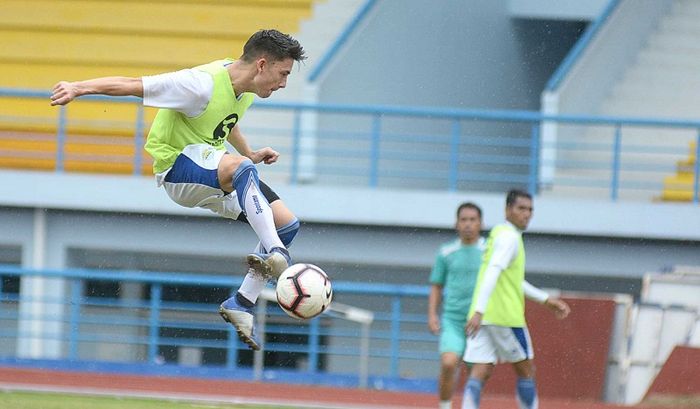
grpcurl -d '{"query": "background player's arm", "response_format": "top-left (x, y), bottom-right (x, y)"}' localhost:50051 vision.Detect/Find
top-left (544, 297), bottom-right (570, 319)
top-left (227, 126), bottom-right (279, 165)
top-left (523, 280), bottom-right (548, 303)
top-left (428, 284), bottom-right (443, 335)
top-left (522, 281), bottom-right (570, 319)
top-left (50, 77), bottom-right (143, 106)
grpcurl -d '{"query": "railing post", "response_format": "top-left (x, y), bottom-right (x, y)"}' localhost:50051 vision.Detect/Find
top-left (148, 284), bottom-right (162, 363)
top-left (225, 292), bottom-right (239, 370)
top-left (253, 297), bottom-right (267, 381)
top-left (359, 321), bottom-right (370, 389)
top-left (694, 129), bottom-right (700, 204)
top-left (133, 104), bottom-right (144, 176)
top-left (369, 114), bottom-right (382, 188)
top-left (308, 317), bottom-right (320, 373)
top-left (448, 120), bottom-right (460, 191)
top-left (68, 279), bottom-right (82, 360)
top-left (56, 105), bottom-right (67, 172)
top-left (291, 109), bottom-right (302, 184)
top-left (529, 123), bottom-right (541, 195)
top-left (610, 124), bottom-right (622, 201)
top-left (389, 296), bottom-right (401, 378)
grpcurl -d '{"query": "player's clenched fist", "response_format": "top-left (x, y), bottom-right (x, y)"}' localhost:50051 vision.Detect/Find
top-left (50, 81), bottom-right (79, 106)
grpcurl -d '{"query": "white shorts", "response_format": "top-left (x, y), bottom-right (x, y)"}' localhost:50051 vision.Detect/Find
top-left (156, 144), bottom-right (243, 219)
top-left (463, 325), bottom-right (534, 364)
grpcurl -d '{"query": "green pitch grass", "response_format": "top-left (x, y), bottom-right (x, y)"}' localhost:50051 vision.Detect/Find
top-left (0, 390), bottom-right (311, 409)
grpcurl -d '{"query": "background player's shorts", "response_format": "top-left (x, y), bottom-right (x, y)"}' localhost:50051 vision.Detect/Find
top-left (439, 314), bottom-right (467, 355)
top-left (157, 144), bottom-right (243, 220)
top-left (463, 325), bottom-right (534, 364)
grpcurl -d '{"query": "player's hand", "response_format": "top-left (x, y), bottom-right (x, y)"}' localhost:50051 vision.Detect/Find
top-left (428, 314), bottom-right (440, 335)
top-left (50, 81), bottom-right (79, 106)
top-left (545, 297), bottom-right (570, 320)
top-left (465, 312), bottom-right (483, 338)
top-left (250, 147), bottom-right (279, 165)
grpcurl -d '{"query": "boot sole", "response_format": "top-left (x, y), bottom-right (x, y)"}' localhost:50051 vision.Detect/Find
top-left (218, 306), bottom-right (261, 351)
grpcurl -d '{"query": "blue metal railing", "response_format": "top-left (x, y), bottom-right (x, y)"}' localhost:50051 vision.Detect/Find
top-left (0, 265), bottom-right (436, 391)
top-left (546, 0), bottom-right (621, 91)
top-left (1, 87), bottom-right (699, 202)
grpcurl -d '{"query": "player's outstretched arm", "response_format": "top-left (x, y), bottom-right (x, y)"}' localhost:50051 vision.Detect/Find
top-left (544, 297), bottom-right (570, 320)
top-left (522, 281), bottom-right (570, 319)
top-left (50, 77), bottom-right (144, 106)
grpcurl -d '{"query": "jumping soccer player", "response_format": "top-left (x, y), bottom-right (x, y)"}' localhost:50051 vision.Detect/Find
top-left (50, 29), bottom-right (307, 351)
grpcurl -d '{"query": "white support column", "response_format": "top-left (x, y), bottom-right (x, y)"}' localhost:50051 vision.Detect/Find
top-left (16, 208), bottom-right (65, 359)
top-left (17, 208), bottom-right (48, 358)
top-left (540, 91), bottom-right (559, 188)
top-left (298, 83), bottom-right (319, 183)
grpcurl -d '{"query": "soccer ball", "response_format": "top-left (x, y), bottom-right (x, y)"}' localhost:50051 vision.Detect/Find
top-left (276, 263), bottom-right (333, 319)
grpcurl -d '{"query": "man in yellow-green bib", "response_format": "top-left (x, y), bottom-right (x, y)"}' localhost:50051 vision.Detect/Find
top-left (50, 30), bottom-right (306, 351)
top-left (461, 189), bottom-right (571, 409)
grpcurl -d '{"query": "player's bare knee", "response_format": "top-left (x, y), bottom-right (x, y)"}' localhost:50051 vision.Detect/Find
top-left (440, 352), bottom-right (460, 371)
top-left (513, 359), bottom-right (536, 379)
top-left (217, 155), bottom-right (246, 188)
top-left (470, 363), bottom-right (493, 381)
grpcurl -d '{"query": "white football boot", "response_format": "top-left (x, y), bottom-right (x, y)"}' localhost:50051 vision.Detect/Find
top-left (219, 294), bottom-right (260, 351)
top-left (246, 247), bottom-right (291, 281)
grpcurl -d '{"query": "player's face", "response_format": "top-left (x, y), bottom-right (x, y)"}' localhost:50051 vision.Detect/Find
top-left (506, 196), bottom-right (533, 230)
top-left (455, 207), bottom-right (481, 244)
top-left (254, 57), bottom-right (293, 98)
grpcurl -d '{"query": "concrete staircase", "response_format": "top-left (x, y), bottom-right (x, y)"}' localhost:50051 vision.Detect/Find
top-left (548, 0), bottom-right (700, 201)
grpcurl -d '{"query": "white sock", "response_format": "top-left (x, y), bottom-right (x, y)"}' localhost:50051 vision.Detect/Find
top-left (243, 182), bottom-right (284, 252)
top-left (237, 242), bottom-right (266, 303)
top-left (237, 271), bottom-right (266, 304)
top-left (439, 400), bottom-right (452, 409)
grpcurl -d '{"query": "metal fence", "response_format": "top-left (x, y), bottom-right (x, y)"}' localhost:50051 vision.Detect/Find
top-left (1, 87), bottom-right (699, 202)
top-left (0, 264), bottom-right (436, 391)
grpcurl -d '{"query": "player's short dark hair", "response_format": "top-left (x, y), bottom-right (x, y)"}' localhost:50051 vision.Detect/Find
top-left (457, 202), bottom-right (482, 220)
top-left (506, 189), bottom-right (532, 207)
top-left (241, 29), bottom-right (306, 63)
